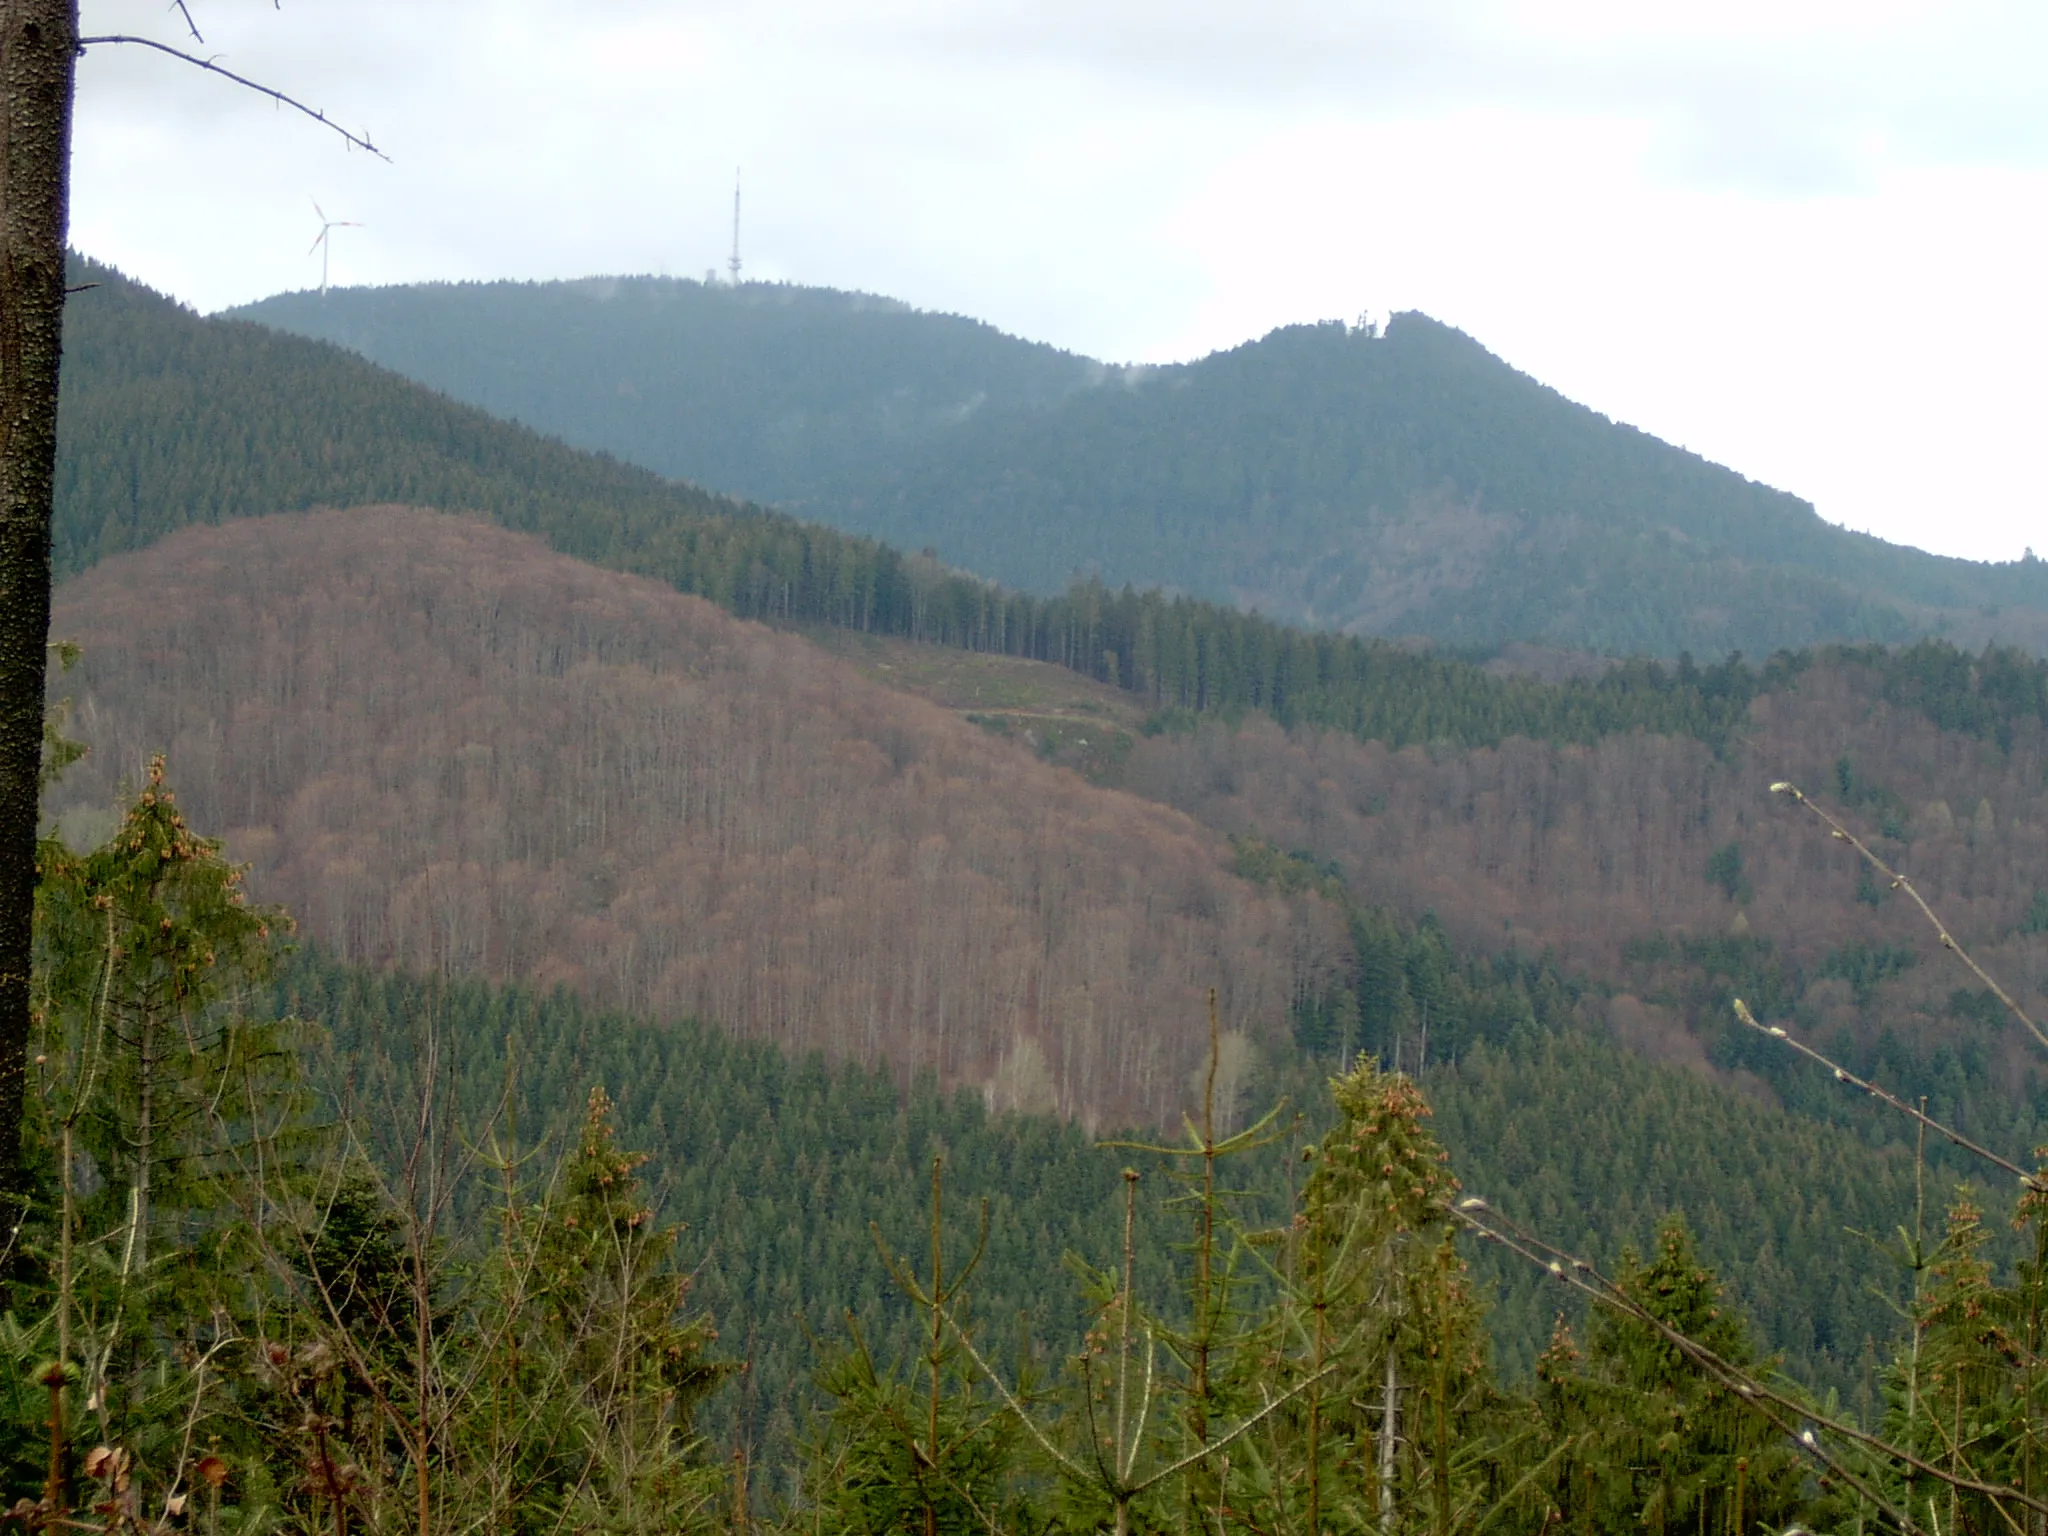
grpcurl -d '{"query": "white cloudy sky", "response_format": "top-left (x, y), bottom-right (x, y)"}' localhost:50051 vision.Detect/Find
top-left (71, 0), bottom-right (2048, 563)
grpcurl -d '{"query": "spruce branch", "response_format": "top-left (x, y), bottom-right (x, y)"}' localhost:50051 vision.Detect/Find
top-left (939, 1307), bottom-right (1092, 1485)
top-left (1459, 1433), bottom-right (1582, 1536)
top-left (1455, 1199), bottom-right (1924, 1529)
top-left (1099, 1099), bottom-right (1291, 1160)
top-left (938, 1297), bottom-right (1343, 1500)
top-left (1123, 1366), bottom-right (1341, 1498)
top-left (866, 1196), bottom-right (989, 1310)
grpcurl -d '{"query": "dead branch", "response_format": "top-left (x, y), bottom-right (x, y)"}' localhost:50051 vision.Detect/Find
top-left (76, 35), bottom-right (388, 159)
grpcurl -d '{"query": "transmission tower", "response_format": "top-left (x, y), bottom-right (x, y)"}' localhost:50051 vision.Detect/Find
top-left (728, 168), bottom-right (742, 285)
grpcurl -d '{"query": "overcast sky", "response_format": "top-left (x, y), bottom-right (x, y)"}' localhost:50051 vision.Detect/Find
top-left (71, 1), bottom-right (2048, 564)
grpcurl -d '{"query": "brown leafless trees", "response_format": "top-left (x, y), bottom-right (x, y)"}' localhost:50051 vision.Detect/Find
top-left (49, 507), bottom-right (1347, 1129)
top-left (1123, 672), bottom-right (2048, 1066)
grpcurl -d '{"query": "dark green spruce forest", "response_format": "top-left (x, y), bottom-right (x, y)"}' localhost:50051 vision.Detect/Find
top-left (18, 254), bottom-right (2048, 1536)
top-left (231, 274), bottom-right (2048, 658)
top-left (56, 263), bottom-right (2048, 758)
top-left (18, 789), bottom-right (2038, 1536)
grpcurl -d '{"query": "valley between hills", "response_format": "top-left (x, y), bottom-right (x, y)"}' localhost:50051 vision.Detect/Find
top-left (24, 256), bottom-right (2048, 1518)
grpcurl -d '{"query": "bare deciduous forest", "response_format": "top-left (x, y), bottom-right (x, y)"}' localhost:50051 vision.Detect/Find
top-left (50, 502), bottom-right (2048, 1122)
top-left (1126, 671), bottom-right (2048, 1079)
top-left (48, 507), bottom-right (1345, 1129)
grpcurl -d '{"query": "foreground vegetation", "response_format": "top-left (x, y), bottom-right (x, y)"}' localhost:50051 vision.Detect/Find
top-left (273, 935), bottom-right (1923, 1469)
top-left (8, 761), bottom-right (2047, 1535)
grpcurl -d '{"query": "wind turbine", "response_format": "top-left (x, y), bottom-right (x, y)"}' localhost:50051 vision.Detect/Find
top-left (308, 200), bottom-right (361, 295)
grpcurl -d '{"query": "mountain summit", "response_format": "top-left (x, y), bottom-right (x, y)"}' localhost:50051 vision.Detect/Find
top-left (232, 277), bottom-right (2048, 658)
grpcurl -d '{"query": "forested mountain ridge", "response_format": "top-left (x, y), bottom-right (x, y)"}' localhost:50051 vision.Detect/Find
top-left (42, 288), bottom-right (2048, 1510)
top-left (794, 617), bottom-right (2048, 1145)
top-left (46, 503), bottom-right (2048, 1179)
top-left (37, 259), bottom-right (1760, 753)
top-left (62, 258), bottom-right (2048, 765)
top-left (230, 274), bottom-right (1101, 509)
top-left (40, 511), bottom-right (1959, 1456)
top-left (57, 258), bottom-right (2048, 1128)
top-left (1135, 677), bottom-right (2048, 1145)
top-left (24, 732), bottom-right (2036, 1534)
top-left (230, 275), bottom-right (2048, 658)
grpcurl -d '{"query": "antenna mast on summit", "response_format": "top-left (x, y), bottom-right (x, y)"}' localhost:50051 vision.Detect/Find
top-left (728, 168), bottom-right (742, 285)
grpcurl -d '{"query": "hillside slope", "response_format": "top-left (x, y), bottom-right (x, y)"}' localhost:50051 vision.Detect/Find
top-left (284, 955), bottom-right (1926, 1458)
top-left (229, 276), bottom-right (1098, 508)
top-left (232, 278), bottom-right (2048, 657)
top-left (1127, 663), bottom-right (2048, 1137)
top-left (48, 508), bottom-right (1344, 1129)
top-left (91, 257), bottom-right (1998, 770)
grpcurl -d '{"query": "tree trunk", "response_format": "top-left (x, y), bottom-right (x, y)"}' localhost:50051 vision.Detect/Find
top-left (130, 1009), bottom-right (153, 1274)
top-left (0, 0), bottom-right (79, 1205)
top-left (1378, 1349), bottom-right (1399, 1533)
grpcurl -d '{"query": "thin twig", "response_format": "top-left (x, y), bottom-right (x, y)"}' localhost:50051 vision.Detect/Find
top-left (1454, 1198), bottom-right (2045, 1527)
top-left (1455, 1203), bottom-right (1927, 1529)
top-left (76, 35), bottom-right (389, 159)
top-left (169, 1), bottom-right (202, 43)
top-left (162, 1325), bottom-right (237, 1525)
top-left (1122, 1329), bottom-right (1156, 1484)
top-left (1771, 781), bottom-right (2048, 1054)
top-left (1732, 999), bottom-right (2044, 1192)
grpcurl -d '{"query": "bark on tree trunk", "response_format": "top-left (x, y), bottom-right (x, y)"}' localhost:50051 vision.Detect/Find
top-left (0, 0), bottom-right (78, 1205)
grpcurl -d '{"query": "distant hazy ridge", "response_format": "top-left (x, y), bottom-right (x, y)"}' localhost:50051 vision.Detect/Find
top-left (232, 275), bottom-right (2048, 658)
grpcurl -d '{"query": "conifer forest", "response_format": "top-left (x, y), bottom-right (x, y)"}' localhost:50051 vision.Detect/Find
top-left (2, 211), bottom-right (2047, 1536)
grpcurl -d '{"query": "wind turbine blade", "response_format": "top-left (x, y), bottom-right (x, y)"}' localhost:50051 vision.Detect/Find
top-left (311, 198), bottom-right (327, 222)
top-left (308, 230), bottom-right (327, 256)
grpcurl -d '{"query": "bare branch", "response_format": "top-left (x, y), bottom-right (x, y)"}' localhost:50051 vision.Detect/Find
top-left (1771, 780), bottom-right (2048, 1055)
top-left (76, 35), bottom-right (389, 159)
top-left (1452, 1197), bottom-right (2046, 1528)
top-left (1732, 999), bottom-right (2044, 1192)
top-left (168, 1), bottom-right (202, 43)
